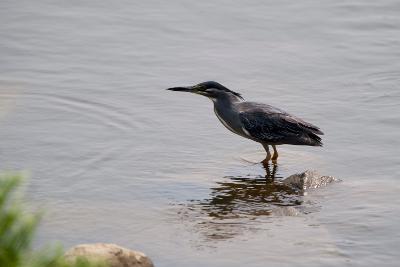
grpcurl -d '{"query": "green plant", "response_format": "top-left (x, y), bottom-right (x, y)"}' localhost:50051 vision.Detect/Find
top-left (0, 173), bottom-right (105, 267)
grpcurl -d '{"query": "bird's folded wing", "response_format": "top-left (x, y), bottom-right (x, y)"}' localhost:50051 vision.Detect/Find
top-left (239, 111), bottom-right (322, 143)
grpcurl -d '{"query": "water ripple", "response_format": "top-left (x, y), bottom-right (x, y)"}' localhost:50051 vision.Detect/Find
top-left (0, 91), bottom-right (138, 132)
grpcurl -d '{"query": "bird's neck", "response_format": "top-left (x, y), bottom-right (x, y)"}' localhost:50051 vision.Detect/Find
top-left (213, 95), bottom-right (242, 132)
top-left (214, 94), bottom-right (241, 108)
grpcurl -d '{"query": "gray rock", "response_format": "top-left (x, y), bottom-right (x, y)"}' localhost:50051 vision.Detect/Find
top-left (282, 170), bottom-right (339, 191)
top-left (271, 206), bottom-right (300, 216)
top-left (64, 243), bottom-right (154, 267)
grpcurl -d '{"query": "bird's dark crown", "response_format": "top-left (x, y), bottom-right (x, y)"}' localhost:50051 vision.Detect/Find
top-left (195, 81), bottom-right (243, 99)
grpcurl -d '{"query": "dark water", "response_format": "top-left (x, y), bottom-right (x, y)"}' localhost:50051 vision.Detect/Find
top-left (1, 0), bottom-right (400, 266)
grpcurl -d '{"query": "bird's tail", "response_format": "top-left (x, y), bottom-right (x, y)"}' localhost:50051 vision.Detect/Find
top-left (307, 132), bottom-right (323, 146)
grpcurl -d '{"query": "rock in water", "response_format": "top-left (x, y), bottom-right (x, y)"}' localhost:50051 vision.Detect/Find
top-left (282, 170), bottom-right (339, 191)
top-left (64, 243), bottom-right (154, 267)
top-left (271, 206), bottom-right (300, 216)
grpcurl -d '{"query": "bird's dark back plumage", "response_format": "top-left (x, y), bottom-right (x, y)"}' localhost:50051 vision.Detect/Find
top-left (237, 101), bottom-right (323, 146)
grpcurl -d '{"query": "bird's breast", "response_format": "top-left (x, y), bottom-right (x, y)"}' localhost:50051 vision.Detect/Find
top-left (213, 106), bottom-right (249, 138)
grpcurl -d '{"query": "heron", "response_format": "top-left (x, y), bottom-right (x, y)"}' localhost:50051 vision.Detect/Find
top-left (167, 81), bottom-right (323, 162)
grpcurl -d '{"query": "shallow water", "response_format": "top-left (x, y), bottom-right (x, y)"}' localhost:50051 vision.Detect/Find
top-left (1, 0), bottom-right (400, 266)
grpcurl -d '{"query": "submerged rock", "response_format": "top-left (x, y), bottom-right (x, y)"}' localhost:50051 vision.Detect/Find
top-left (271, 206), bottom-right (300, 216)
top-left (282, 170), bottom-right (340, 191)
top-left (64, 243), bottom-right (154, 267)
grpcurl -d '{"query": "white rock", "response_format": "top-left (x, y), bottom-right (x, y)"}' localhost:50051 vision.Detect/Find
top-left (64, 243), bottom-right (154, 267)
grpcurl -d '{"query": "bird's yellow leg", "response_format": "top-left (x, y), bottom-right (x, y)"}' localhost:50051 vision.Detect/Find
top-left (262, 144), bottom-right (271, 162)
top-left (272, 145), bottom-right (279, 162)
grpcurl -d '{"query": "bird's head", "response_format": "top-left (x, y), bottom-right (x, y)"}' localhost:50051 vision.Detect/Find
top-left (167, 81), bottom-right (243, 101)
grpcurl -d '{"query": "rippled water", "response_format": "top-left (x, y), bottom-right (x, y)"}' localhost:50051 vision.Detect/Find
top-left (1, 0), bottom-right (400, 266)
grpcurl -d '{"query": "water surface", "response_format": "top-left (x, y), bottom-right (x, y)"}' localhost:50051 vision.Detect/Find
top-left (1, 0), bottom-right (400, 266)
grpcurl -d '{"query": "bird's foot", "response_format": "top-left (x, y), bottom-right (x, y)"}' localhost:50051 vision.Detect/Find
top-left (262, 154), bottom-right (272, 166)
top-left (271, 145), bottom-right (278, 163)
top-left (271, 154), bottom-right (278, 164)
top-left (263, 154), bottom-right (272, 162)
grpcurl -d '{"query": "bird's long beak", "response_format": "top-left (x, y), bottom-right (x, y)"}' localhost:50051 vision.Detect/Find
top-left (166, 86), bottom-right (195, 93)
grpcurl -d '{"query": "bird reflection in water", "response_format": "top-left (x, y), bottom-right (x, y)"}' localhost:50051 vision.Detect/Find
top-left (181, 161), bottom-right (303, 241)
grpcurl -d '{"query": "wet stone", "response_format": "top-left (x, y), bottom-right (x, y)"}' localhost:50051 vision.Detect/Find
top-left (282, 170), bottom-right (340, 191)
top-left (64, 243), bottom-right (154, 267)
top-left (271, 206), bottom-right (300, 216)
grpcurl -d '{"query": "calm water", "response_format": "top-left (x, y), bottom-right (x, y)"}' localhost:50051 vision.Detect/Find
top-left (1, 0), bottom-right (400, 266)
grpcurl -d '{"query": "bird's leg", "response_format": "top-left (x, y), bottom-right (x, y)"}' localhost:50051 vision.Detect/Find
top-left (262, 157), bottom-right (278, 179)
top-left (262, 144), bottom-right (271, 162)
top-left (262, 159), bottom-right (271, 178)
top-left (271, 145), bottom-right (279, 162)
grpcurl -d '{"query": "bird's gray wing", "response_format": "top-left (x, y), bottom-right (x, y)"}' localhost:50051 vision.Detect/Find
top-left (238, 102), bottom-right (323, 135)
top-left (239, 111), bottom-right (303, 143)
